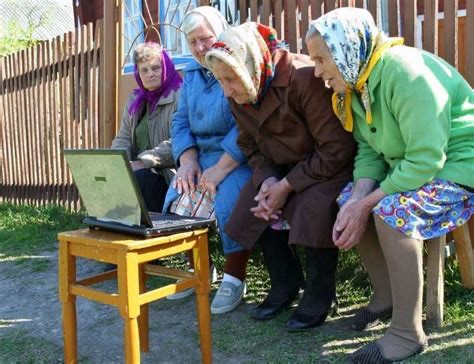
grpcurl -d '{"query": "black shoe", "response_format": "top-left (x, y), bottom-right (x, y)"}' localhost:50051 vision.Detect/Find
top-left (286, 299), bottom-right (338, 332)
top-left (351, 306), bottom-right (392, 331)
top-left (252, 229), bottom-right (304, 321)
top-left (251, 294), bottom-right (297, 321)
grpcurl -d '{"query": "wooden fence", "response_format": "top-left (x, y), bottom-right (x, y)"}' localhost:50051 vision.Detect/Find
top-left (235, 0), bottom-right (474, 85)
top-left (0, 21), bottom-right (102, 209)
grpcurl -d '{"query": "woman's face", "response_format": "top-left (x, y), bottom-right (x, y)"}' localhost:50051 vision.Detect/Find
top-left (306, 35), bottom-right (346, 94)
top-left (186, 23), bottom-right (217, 65)
top-left (137, 56), bottom-right (162, 91)
top-left (210, 60), bottom-right (250, 104)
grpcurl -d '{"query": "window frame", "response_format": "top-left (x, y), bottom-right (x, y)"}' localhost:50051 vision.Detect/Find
top-left (122, 0), bottom-right (145, 74)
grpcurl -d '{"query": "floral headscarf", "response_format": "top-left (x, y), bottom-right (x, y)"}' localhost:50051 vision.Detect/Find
top-left (309, 8), bottom-right (404, 131)
top-left (182, 6), bottom-right (230, 67)
top-left (129, 47), bottom-right (182, 117)
top-left (205, 22), bottom-right (287, 105)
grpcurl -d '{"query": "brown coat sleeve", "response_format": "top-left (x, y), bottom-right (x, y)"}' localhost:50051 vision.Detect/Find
top-left (285, 68), bottom-right (356, 192)
top-left (236, 127), bottom-right (282, 188)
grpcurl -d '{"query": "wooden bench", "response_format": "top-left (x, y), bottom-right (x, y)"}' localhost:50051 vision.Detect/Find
top-left (58, 228), bottom-right (212, 364)
top-left (426, 218), bottom-right (474, 328)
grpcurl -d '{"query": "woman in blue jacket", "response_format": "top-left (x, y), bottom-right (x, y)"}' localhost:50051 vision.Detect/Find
top-left (163, 6), bottom-right (251, 314)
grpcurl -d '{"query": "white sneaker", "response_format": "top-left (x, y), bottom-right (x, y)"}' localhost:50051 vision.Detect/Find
top-left (210, 281), bottom-right (246, 314)
top-left (166, 265), bottom-right (217, 300)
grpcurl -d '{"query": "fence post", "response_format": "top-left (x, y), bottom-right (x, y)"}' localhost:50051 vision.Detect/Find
top-left (466, 0), bottom-right (474, 86)
top-left (443, 0), bottom-right (458, 69)
top-left (403, 0), bottom-right (417, 47)
top-left (101, 0), bottom-right (119, 148)
top-left (423, 0), bottom-right (438, 55)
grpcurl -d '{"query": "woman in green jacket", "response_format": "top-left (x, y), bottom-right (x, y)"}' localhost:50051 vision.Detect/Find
top-left (306, 7), bottom-right (474, 363)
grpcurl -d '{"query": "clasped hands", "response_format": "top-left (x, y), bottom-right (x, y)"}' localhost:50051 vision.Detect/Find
top-left (332, 198), bottom-right (371, 251)
top-left (250, 177), bottom-right (292, 221)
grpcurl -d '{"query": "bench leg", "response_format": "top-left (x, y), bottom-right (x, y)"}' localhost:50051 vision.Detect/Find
top-left (426, 235), bottom-right (446, 328)
top-left (193, 233), bottom-right (212, 364)
top-left (453, 221), bottom-right (474, 289)
top-left (59, 240), bottom-right (77, 363)
top-left (138, 263), bottom-right (149, 352)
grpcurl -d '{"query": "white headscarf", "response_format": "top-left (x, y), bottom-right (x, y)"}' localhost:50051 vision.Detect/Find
top-left (181, 6), bottom-right (230, 67)
top-left (184, 6), bottom-right (229, 37)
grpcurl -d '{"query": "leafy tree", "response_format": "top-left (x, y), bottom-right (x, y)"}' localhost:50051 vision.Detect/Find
top-left (0, 0), bottom-right (52, 57)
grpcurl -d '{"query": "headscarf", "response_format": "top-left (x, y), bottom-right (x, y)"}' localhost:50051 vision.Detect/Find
top-left (309, 8), bottom-right (404, 132)
top-left (128, 47), bottom-right (183, 117)
top-left (182, 6), bottom-right (230, 67)
top-left (205, 22), bottom-right (287, 105)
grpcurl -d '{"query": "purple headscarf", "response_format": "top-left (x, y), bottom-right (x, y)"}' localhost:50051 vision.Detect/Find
top-left (128, 48), bottom-right (182, 117)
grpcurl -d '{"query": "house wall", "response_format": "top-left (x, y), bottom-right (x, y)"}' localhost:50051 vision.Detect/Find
top-left (73, 0), bottom-right (104, 27)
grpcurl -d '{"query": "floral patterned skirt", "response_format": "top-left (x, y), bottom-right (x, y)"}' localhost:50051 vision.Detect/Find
top-left (337, 179), bottom-right (474, 240)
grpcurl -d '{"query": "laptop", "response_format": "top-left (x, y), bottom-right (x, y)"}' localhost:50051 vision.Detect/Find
top-left (64, 149), bottom-right (215, 238)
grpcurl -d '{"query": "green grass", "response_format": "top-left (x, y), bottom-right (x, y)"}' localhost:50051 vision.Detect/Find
top-left (1, 202), bottom-right (473, 362)
top-left (0, 328), bottom-right (64, 363)
top-left (0, 203), bottom-right (85, 269)
top-left (0, 203), bottom-right (85, 255)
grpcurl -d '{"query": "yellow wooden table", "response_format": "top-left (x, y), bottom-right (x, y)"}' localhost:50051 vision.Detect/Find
top-left (58, 228), bottom-right (212, 364)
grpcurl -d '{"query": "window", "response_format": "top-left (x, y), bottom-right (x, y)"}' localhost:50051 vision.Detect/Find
top-left (123, 0), bottom-right (145, 73)
top-left (160, 0), bottom-right (197, 66)
top-left (122, 1), bottom-right (238, 71)
top-left (159, 0), bottom-right (237, 68)
top-left (210, 0), bottom-right (238, 25)
top-left (379, 0), bottom-right (390, 35)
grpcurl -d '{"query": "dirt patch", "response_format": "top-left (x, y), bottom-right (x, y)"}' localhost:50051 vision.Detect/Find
top-left (0, 245), bottom-right (254, 363)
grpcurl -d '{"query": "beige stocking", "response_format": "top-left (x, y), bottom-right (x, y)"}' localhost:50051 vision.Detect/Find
top-left (374, 215), bottom-right (427, 360)
top-left (356, 217), bottom-right (392, 311)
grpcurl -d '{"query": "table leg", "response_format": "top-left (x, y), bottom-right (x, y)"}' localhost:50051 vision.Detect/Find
top-left (118, 252), bottom-right (141, 364)
top-left (62, 301), bottom-right (78, 363)
top-left (58, 239), bottom-right (77, 364)
top-left (124, 318), bottom-right (140, 363)
top-left (193, 233), bottom-right (212, 364)
top-left (138, 263), bottom-right (149, 352)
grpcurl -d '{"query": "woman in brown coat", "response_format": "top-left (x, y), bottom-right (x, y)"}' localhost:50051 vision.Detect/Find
top-left (206, 23), bottom-right (356, 330)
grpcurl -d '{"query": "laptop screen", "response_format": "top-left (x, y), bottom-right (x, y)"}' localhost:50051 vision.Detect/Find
top-left (64, 149), bottom-right (143, 226)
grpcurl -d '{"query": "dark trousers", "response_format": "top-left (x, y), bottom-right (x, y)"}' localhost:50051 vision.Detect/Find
top-left (134, 168), bottom-right (168, 213)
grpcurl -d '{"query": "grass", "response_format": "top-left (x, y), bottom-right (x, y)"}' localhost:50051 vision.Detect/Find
top-left (0, 328), bottom-right (64, 363)
top-left (0, 203), bottom-right (85, 272)
top-left (1, 202), bottom-right (473, 363)
top-left (0, 203), bottom-right (85, 267)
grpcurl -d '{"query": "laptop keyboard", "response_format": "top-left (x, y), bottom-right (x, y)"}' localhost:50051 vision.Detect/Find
top-left (151, 219), bottom-right (193, 228)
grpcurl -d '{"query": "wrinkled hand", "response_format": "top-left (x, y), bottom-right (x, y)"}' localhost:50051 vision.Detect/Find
top-left (251, 177), bottom-right (291, 221)
top-left (199, 165), bottom-right (227, 197)
top-left (130, 160), bottom-right (145, 171)
top-left (333, 198), bottom-right (371, 250)
top-left (173, 160), bottom-right (202, 195)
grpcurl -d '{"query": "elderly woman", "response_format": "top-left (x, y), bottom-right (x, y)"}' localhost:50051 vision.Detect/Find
top-left (206, 23), bottom-right (355, 330)
top-left (307, 7), bottom-right (474, 363)
top-left (112, 42), bottom-right (182, 212)
top-left (162, 6), bottom-right (252, 314)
